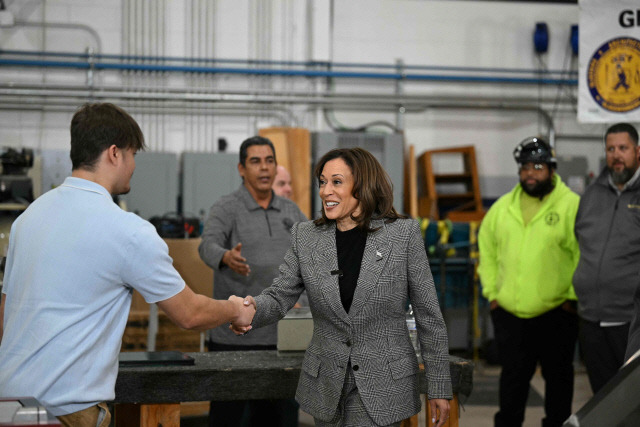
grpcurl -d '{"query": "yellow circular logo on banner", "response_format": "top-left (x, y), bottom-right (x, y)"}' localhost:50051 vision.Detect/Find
top-left (588, 37), bottom-right (640, 113)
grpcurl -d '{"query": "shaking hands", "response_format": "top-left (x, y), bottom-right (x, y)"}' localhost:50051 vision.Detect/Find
top-left (228, 295), bottom-right (257, 335)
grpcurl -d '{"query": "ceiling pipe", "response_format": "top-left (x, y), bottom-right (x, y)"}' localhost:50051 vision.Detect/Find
top-left (0, 102), bottom-right (296, 127)
top-left (12, 22), bottom-right (103, 54)
top-left (0, 85), bottom-right (559, 144)
top-left (0, 83), bottom-right (576, 108)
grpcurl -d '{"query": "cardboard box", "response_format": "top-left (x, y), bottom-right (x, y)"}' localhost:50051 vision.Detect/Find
top-left (129, 237), bottom-right (214, 313)
top-left (123, 237), bottom-right (214, 352)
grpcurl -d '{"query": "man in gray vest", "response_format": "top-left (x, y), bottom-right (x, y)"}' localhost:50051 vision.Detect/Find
top-left (573, 122), bottom-right (640, 393)
top-left (199, 136), bottom-right (306, 427)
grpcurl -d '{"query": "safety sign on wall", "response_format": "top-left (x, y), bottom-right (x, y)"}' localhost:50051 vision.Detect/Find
top-left (579, 0), bottom-right (640, 123)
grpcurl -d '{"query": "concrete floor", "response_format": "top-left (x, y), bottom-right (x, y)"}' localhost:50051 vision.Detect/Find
top-left (455, 362), bottom-right (593, 427)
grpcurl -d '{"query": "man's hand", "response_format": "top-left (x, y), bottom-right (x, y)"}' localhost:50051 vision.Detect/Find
top-left (230, 295), bottom-right (256, 335)
top-left (429, 398), bottom-right (450, 427)
top-left (223, 243), bottom-right (251, 276)
top-left (228, 295), bottom-right (255, 334)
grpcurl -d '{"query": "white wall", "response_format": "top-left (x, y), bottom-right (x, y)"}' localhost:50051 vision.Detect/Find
top-left (0, 0), bottom-right (617, 198)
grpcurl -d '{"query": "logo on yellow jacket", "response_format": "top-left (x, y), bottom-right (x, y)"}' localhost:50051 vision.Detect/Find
top-left (545, 212), bottom-right (559, 226)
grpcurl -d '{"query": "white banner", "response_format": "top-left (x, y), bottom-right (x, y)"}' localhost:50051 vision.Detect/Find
top-left (578, 0), bottom-right (640, 123)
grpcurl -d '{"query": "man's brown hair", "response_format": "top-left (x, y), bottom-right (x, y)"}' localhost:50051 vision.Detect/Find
top-left (70, 103), bottom-right (146, 171)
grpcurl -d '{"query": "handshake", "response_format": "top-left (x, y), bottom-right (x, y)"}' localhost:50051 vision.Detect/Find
top-left (228, 295), bottom-right (257, 335)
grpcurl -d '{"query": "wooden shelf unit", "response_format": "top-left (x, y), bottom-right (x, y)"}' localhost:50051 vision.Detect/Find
top-left (417, 145), bottom-right (484, 221)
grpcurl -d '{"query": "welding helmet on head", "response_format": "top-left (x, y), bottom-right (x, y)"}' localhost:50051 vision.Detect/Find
top-left (513, 137), bottom-right (556, 169)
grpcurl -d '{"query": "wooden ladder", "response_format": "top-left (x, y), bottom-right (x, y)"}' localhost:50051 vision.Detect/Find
top-left (417, 145), bottom-right (484, 221)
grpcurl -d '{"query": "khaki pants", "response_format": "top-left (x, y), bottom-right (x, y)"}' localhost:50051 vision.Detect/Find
top-left (57, 402), bottom-right (111, 427)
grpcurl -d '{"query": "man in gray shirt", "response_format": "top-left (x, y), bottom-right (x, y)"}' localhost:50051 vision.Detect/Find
top-left (199, 136), bottom-right (306, 427)
top-left (573, 123), bottom-right (640, 393)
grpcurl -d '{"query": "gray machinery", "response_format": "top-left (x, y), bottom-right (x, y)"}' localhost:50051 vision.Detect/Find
top-left (0, 147), bottom-right (35, 283)
top-left (109, 151), bottom-right (245, 223)
top-left (121, 151), bottom-right (242, 223)
top-left (181, 152), bottom-right (241, 222)
top-left (311, 132), bottom-right (404, 218)
top-left (0, 147), bottom-right (34, 204)
top-left (556, 155), bottom-right (589, 195)
top-left (122, 152), bottom-right (179, 220)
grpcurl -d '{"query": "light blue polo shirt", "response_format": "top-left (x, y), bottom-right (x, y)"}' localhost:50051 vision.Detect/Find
top-left (0, 177), bottom-right (185, 416)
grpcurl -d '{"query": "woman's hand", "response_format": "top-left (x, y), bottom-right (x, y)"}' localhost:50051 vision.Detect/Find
top-left (428, 398), bottom-right (450, 427)
top-left (228, 295), bottom-right (255, 335)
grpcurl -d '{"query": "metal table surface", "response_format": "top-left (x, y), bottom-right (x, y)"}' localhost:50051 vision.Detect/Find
top-left (113, 350), bottom-right (473, 403)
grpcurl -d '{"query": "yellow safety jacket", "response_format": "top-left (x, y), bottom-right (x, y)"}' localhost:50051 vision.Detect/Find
top-left (478, 174), bottom-right (579, 319)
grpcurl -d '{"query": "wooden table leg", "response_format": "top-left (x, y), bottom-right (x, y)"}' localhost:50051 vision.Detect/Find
top-left (400, 414), bottom-right (419, 427)
top-left (114, 403), bottom-right (180, 427)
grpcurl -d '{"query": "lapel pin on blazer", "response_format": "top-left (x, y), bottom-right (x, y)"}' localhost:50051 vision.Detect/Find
top-left (376, 250), bottom-right (382, 260)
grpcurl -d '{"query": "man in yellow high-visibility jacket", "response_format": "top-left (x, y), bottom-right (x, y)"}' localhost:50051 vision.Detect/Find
top-left (478, 137), bottom-right (580, 427)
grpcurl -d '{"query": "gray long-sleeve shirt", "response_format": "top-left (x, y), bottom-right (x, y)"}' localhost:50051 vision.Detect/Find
top-left (199, 185), bottom-right (307, 346)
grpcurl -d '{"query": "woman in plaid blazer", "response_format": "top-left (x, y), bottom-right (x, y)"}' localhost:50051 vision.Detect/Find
top-left (235, 147), bottom-right (452, 427)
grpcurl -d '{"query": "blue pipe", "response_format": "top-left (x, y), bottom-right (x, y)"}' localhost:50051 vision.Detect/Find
top-left (405, 74), bottom-right (576, 85)
top-left (0, 58), bottom-right (90, 69)
top-left (0, 49), bottom-right (578, 76)
top-left (0, 56), bottom-right (578, 86)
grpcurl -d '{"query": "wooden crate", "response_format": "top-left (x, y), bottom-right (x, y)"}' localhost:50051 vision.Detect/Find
top-left (258, 127), bottom-right (312, 218)
top-left (122, 237), bottom-right (213, 352)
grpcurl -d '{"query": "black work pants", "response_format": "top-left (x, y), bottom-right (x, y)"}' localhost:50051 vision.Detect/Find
top-left (491, 305), bottom-right (578, 427)
top-left (209, 399), bottom-right (300, 427)
top-left (578, 318), bottom-right (629, 394)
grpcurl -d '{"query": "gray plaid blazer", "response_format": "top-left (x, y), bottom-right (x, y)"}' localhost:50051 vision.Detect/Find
top-left (252, 218), bottom-right (452, 424)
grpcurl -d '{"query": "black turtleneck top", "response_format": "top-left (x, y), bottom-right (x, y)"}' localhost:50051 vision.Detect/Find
top-left (335, 226), bottom-right (367, 313)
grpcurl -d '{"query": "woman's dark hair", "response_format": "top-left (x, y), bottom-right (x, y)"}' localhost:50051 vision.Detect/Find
top-left (70, 103), bottom-right (146, 171)
top-left (313, 147), bottom-right (405, 231)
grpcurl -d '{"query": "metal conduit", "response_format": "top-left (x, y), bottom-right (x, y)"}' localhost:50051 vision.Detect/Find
top-left (5, 98), bottom-right (594, 147)
top-left (0, 85), bottom-right (558, 144)
top-left (0, 83), bottom-right (576, 108)
top-left (11, 23), bottom-right (103, 54)
top-left (0, 102), bottom-right (294, 126)
top-left (423, 104), bottom-right (555, 148)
